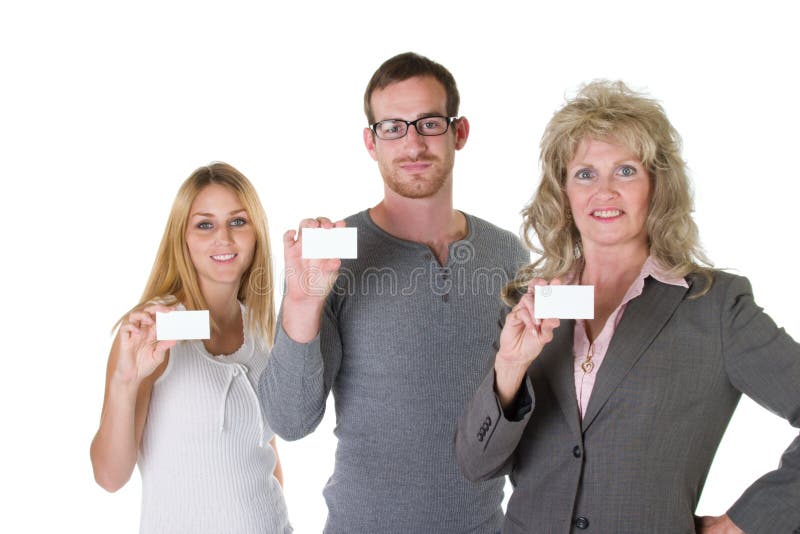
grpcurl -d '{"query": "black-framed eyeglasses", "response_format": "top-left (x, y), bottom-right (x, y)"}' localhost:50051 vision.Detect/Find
top-left (370, 116), bottom-right (458, 140)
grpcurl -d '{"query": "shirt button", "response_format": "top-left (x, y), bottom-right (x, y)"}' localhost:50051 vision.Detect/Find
top-left (573, 445), bottom-right (582, 458)
top-left (423, 253), bottom-right (432, 260)
top-left (441, 294), bottom-right (449, 302)
top-left (574, 516), bottom-right (589, 529)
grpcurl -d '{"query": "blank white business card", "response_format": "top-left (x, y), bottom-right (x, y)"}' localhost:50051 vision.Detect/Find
top-left (302, 227), bottom-right (357, 259)
top-left (534, 285), bottom-right (594, 319)
top-left (156, 310), bottom-right (210, 340)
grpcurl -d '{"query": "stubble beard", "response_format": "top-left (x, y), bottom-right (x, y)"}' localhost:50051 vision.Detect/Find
top-left (381, 154), bottom-right (454, 200)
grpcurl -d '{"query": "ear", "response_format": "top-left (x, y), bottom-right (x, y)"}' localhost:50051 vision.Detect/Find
top-left (454, 117), bottom-right (470, 151)
top-left (363, 127), bottom-right (378, 161)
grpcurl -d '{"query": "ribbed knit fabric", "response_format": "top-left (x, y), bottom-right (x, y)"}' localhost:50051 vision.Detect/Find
top-left (139, 305), bottom-right (291, 534)
top-left (260, 210), bottom-right (529, 534)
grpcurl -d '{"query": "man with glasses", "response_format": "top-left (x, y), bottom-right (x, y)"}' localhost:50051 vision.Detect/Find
top-left (260, 52), bottom-right (528, 533)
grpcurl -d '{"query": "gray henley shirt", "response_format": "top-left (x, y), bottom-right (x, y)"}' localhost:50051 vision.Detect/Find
top-left (260, 209), bottom-right (528, 533)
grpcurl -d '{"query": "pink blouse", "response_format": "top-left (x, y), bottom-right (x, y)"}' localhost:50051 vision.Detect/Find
top-left (573, 257), bottom-right (688, 418)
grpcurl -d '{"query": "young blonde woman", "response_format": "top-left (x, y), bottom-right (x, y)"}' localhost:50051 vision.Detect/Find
top-left (90, 162), bottom-right (291, 533)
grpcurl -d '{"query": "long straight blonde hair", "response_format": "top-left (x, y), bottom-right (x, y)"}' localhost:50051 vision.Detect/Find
top-left (120, 162), bottom-right (275, 348)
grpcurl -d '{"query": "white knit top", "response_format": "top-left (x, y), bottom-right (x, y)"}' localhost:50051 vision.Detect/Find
top-left (138, 306), bottom-right (291, 533)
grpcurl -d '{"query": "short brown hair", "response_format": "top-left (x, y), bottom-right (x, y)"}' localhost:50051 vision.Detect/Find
top-left (363, 52), bottom-right (460, 124)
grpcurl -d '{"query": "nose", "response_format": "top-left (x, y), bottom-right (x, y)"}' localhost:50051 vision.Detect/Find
top-left (595, 173), bottom-right (619, 199)
top-left (402, 126), bottom-right (427, 158)
top-left (213, 224), bottom-right (234, 244)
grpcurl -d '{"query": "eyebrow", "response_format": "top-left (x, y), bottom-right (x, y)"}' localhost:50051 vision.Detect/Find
top-left (569, 159), bottom-right (640, 168)
top-left (190, 209), bottom-right (247, 218)
top-left (379, 112), bottom-right (447, 122)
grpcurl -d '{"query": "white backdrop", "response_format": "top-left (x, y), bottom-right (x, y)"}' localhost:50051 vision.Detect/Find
top-left (1, 1), bottom-right (798, 532)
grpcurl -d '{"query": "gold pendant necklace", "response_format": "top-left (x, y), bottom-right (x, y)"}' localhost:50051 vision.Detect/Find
top-left (581, 343), bottom-right (595, 374)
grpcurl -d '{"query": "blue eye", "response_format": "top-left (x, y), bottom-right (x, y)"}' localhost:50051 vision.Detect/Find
top-left (230, 217), bottom-right (247, 227)
top-left (576, 169), bottom-right (593, 180)
top-left (198, 221), bottom-right (213, 230)
top-left (378, 121), bottom-right (402, 135)
top-left (619, 165), bottom-right (636, 177)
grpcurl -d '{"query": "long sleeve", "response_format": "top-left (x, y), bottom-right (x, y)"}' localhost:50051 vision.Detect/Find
top-left (259, 299), bottom-right (342, 441)
top-left (455, 366), bottom-right (535, 482)
top-left (721, 275), bottom-right (800, 533)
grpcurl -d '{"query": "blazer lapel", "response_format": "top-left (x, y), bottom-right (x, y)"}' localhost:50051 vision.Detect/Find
top-left (581, 278), bottom-right (690, 432)
top-left (537, 319), bottom-right (582, 440)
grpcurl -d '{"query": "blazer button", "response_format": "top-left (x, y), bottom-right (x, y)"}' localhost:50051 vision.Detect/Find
top-left (572, 445), bottom-right (582, 458)
top-left (574, 516), bottom-right (589, 529)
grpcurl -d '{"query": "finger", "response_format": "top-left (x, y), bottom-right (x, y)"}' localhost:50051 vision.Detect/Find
top-left (283, 229), bottom-right (298, 252)
top-left (537, 318), bottom-right (559, 344)
top-left (153, 340), bottom-right (177, 360)
top-left (127, 310), bottom-right (155, 326)
top-left (142, 303), bottom-right (175, 315)
top-left (519, 291), bottom-right (536, 323)
top-left (551, 277), bottom-right (563, 286)
top-left (297, 217), bottom-right (322, 232)
top-left (542, 318), bottom-right (560, 332)
top-left (333, 220), bottom-right (347, 228)
top-left (515, 306), bottom-right (537, 333)
top-left (503, 308), bottom-right (524, 329)
top-left (120, 324), bottom-right (139, 338)
top-left (321, 258), bottom-right (342, 273)
top-left (315, 217), bottom-right (334, 228)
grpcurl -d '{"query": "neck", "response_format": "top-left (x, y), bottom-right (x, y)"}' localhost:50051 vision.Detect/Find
top-left (580, 241), bottom-right (649, 288)
top-left (198, 280), bottom-right (241, 328)
top-left (370, 181), bottom-right (465, 245)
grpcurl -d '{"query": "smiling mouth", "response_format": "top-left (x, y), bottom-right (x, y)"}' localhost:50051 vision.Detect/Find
top-left (211, 253), bottom-right (237, 262)
top-left (591, 209), bottom-right (622, 219)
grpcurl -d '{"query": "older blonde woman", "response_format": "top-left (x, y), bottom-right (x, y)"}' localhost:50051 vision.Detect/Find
top-left (455, 82), bottom-right (800, 533)
top-left (90, 163), bottom-right (291, 533)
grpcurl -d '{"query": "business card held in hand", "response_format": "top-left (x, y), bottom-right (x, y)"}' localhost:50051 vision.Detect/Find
top-left (302, 227), bottom-right (357, 259)
top-left (534, 285), bottom-right (594, 319)
top-left (156, 310), bottom-right (210, 341)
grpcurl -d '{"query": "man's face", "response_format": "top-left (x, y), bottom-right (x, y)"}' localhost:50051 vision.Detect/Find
top-left (363, 76), bottom-right (467, 199)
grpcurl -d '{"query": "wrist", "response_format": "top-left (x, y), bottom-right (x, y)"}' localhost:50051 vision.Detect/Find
top-left (109, 372), bottom-right (142, 400)
top-left (494, 360), bottom-right (529, 409)
top-left (281, 298), bottom-right (326, 344)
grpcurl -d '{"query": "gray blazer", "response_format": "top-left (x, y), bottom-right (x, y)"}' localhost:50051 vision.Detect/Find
top-left (455, 272), bottom-right (800, 533)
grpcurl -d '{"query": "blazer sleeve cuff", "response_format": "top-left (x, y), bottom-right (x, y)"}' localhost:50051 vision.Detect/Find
top-left (455, 367), bottom-right (534, 481)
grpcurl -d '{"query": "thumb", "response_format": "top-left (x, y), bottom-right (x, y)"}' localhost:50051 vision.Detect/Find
top-left (153, 340), bottom-right (176, 361)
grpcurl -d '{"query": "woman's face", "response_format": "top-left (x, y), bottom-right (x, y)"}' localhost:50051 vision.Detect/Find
top-left (185, 184), bottom-right (256, 291)
top-left (564, 137), bottom-right (651, 255)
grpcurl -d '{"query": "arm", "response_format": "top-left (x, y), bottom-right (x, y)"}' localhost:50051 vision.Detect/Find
top-left (259, 218), bottom-right (345, 441)
top-left (269, 437), bottom-right (284, 488)
top-left (89, 305), bottom-right (175, 492)
top-left (717, 275), bottom-right (800, 533)
top-left (455, 279), bottom-right (560, 481)
top-left (455, 366), bottom-right (536, 482)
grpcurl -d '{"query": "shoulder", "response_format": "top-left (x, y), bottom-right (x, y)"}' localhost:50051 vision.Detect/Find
top-left (686, 270), bottom-right (752, 301)
top-left (463, 212), bottom-right (528, 257)
top-left (343, 210), bottom-right (366, 227)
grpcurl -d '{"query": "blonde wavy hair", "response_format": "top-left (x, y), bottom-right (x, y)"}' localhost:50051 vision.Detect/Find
top-left (119, 162), bottom-right (276, 348)
top-left (504, 80), bottom-right (712, 304)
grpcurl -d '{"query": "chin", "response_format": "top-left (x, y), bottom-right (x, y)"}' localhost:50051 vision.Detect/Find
top-left (387, 177), bottom-right (447, 200)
